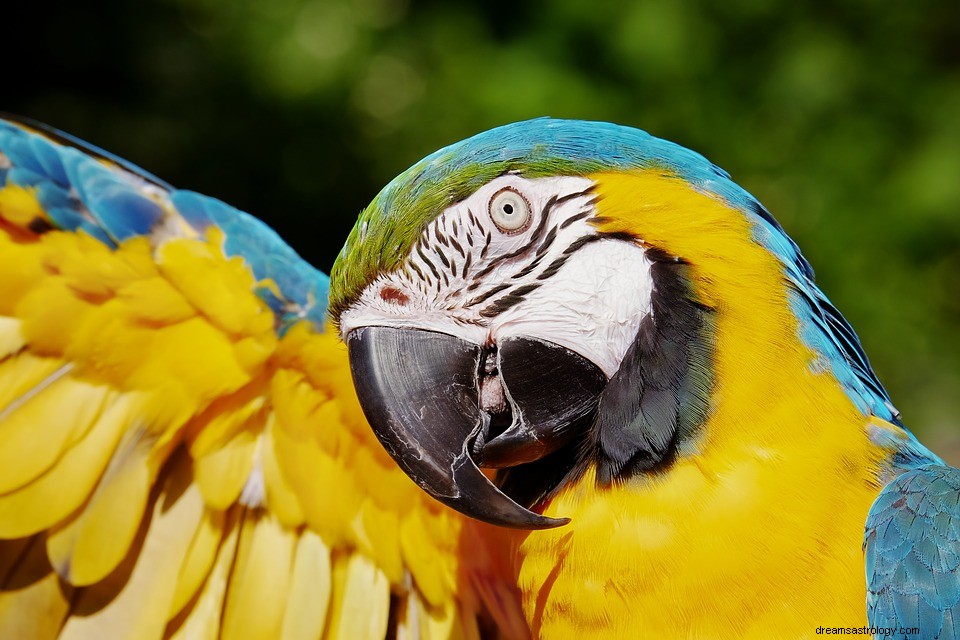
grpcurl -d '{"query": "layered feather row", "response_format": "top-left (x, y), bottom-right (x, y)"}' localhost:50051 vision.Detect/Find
top-left (0, 192), bottom-right (489, 640)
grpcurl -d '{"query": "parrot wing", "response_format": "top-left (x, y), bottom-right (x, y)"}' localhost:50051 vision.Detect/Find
top-left (865, 463), bottom-right (960, 640)
top-left (0, 116), bottom-right (519, 640)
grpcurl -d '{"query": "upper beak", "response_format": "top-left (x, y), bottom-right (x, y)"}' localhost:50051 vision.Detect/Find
top-left (346, 325), bottom-right (606, 529)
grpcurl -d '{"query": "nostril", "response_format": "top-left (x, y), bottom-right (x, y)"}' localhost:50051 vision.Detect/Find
top-left (379, 286), bottom-right (409, 305)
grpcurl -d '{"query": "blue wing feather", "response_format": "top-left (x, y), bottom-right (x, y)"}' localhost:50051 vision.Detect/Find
top-left (866, 465), bottom-right (960, 640)
top-left (0, 116), bottom-right (329, 332)
top-left (0, 113), bottom-right (172, 190)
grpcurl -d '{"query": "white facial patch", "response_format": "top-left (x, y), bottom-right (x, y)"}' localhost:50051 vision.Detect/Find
top-left (339, 174), bottom-right (655, 378)
top-left (492, 240), bottom-right (651, 376)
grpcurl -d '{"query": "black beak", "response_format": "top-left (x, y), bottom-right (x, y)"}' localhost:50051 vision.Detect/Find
top-left (346, 326), bottom-right (570, 529)
top-left (478, 336), bottom-right (607, 468)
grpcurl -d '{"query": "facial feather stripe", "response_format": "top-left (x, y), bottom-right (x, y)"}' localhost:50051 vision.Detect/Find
top-left (338, 174), bottom-right (653, 384)
top-left (374, 184), bottom-right (599, 326)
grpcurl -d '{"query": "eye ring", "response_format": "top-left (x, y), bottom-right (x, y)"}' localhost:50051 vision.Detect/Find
top-left (488, 187), bottom-right (532, 233)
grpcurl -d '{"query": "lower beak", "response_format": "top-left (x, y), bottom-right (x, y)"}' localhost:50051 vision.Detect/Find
top-left (346, 326), bottom-right (570, 529)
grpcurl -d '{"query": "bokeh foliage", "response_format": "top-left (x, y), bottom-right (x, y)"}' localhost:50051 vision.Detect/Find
top-left (5, 0), bottom-right (960, 455)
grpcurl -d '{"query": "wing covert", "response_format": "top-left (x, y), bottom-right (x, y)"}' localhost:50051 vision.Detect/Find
top-left (865, 464), bottom-right (960, 640)
top-left (0, 117), bottom-right (510, 639)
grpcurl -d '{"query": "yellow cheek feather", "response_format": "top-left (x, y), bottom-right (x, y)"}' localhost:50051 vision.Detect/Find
top-left (510, 170), bottom-right (890, 639)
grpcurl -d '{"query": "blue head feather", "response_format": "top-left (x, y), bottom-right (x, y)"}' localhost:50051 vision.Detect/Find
top-left (334, 117), bottom-right (908, 429)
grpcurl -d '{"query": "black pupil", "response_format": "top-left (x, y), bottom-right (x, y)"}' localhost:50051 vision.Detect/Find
top-left (503, 203), bottom-right (514, 215)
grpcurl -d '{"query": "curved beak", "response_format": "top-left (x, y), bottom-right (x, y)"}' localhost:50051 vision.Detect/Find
top-left (479, 336), bottom-right (607, 468)
top-left (346, 326), bottom-right (570, 529)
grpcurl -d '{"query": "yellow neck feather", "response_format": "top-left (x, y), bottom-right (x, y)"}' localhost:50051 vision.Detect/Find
top-left (503, 171), bottom-right (890, 639)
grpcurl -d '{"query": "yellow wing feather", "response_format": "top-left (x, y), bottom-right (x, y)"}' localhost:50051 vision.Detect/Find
top-left (0, 201), bottom-right (518, 638)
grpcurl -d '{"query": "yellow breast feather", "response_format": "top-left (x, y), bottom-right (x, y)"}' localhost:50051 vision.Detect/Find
top-left (509, 170), bottom-right (891, 639)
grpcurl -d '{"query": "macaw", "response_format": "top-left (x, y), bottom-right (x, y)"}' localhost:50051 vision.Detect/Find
top-left (0, 115), bottom-right (956, 640)
top-left (329, 119), bottom-right (960, 639)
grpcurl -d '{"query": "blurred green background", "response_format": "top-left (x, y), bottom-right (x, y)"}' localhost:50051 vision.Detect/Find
top-left (5, 0), bottom-right (959, 461)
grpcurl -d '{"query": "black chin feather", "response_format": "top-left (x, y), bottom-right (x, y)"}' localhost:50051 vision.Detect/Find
top-left (593, 252), bottom-right (714, 484)
top-left (495, 249), bottom-right (714, 507)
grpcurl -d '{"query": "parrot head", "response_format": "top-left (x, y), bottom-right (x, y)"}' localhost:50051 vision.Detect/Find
top-left (330, 118), bottom-right (874, 529)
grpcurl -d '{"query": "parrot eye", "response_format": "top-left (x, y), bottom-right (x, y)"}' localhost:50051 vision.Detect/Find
top-left (489, 187), bottom-right (531, 233)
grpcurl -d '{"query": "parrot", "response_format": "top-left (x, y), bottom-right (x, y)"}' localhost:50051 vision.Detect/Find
top-left (0, 114), bottom-right (955, 640)
top-left (328, 119), bottom-right (960, 639)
